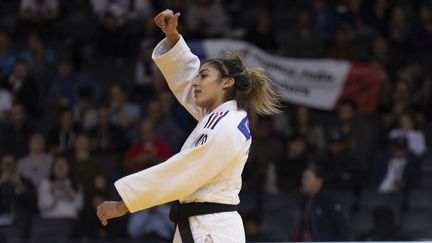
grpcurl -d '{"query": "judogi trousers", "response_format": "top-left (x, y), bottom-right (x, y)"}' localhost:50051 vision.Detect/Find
top-left (172, 211), bottom-right (245, 243)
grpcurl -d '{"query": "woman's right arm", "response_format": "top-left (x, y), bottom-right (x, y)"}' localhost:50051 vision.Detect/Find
top-left (152, 10), bottom-right (205, 121)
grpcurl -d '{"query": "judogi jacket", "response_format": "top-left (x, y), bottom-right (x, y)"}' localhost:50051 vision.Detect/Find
top-left (114, 36), bottom-right (252, 213)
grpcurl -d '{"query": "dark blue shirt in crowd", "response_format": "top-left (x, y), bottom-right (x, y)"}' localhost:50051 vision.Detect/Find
top-left (298, 190), bottom-right (351, 241)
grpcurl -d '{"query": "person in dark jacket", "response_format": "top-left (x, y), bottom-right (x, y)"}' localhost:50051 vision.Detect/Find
top-left (371, 136), bottom-right (421, 193)
top-left (2, 59), bottom-right (40, 118)
top-left (294, 163), bottom-right (351, 241)
top-left (0, 153), bottom-right (38, 239)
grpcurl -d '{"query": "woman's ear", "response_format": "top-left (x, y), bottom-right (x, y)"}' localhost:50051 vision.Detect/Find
top-left (223, 77), bottom-right (235, 89)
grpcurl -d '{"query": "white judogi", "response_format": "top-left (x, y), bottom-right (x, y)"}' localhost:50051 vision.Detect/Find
top-left (114, 36), bottom-right (251, 243)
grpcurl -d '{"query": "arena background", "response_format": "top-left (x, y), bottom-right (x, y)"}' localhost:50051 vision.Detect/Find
top-left (1, 0), bottom-right (432, 242)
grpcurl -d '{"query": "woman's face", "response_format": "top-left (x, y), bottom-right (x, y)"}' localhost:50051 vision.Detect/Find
top-left (53, 158), bottom-right (69, 178)
top-left (193, 63), bottom-right (232, 112)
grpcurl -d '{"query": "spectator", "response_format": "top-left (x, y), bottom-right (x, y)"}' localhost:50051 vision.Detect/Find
top-left (124, 119), bottom-right (171, 173)
top-left (277, 135), bottom-right (312, 191)
top-left (17, 132), bottom-right (53, 188)
top-left (123, 119), bottom-right (173, 241)
top-left (88, 105), bottom-right (129, 154)
top-left (134, 39), bottom-right (158, 86)
top-left (126, 203), bottom-right (174, 241)
top-left (158, 88), bottom-right (191, 130)
top-left (4, 59), bottom-right (40, 118)
top-left (335, 99), bottom-right (376, 169)
top-left (150, 69), bottom-right (168, 96)
top-left (90, 0), bottom-right (129, 25)
top-left (293, 163), bottom-right (351, 241)
top-left (244, 9), bottom-right (277, 52)
top-left (125, 0), bottom-right (153, 21)
top-left (47, 109), bottom-right (80, 156)
top-left (0, 153), bottom-right (38, 239)
top-left (145, 96), bottom-right (185, 152)
top-left (381, 81), bottom-right (412, 132)
top-left (290, 105), bottom-right (325, 151)
top-left (351, 17), bottom-right (376, 56)
top-left (336, 0), bottom-right (367, 27)
top-left (97, 12), bottom-right (126, 60)
top-left (0, 103), bottom-right (34, 157)
top-left (389, 113), bottom-right (426, 157)
top-left (122, 0), bottom-right (155, 57)
top-left (391, 80), bottom-right (413, 111)
top-left (369, 36), bottom-right (392, 72)
top-left (73, 87), bottom-right (98, 131)
top-left (321, 130), bottom-right (363, 195)
top-left (49, 60), bottom-right (100, 108)
top-left (326, 25), bottom-right (360, 61)
top-left (17, 0), bottom-right (59, 39)
top-left (18, 0), bottom-right (59, 22)
top-left (73, 178), bottom-right (109, 239)
top-left (69, 132), bottom-right (106, 208)
top-left (0, 32), bottom-right (17, 77)
top-left (409, 3), bottom-right (432, 53)
top-left (372, 136), bottom-right (421, 193)
top-left (68, 133), bottom-right (110, 238)
top-left (38, 156), bottom-right (83, 219)
top-left (186, 0), bottom-right (230, 38)
top-left (20, 33), bottom-right (57, 79)
top-left (284, 9), bottom-right (324, 58)
top-left (245, 116), bottom-right (283, 189)
top-left (367, 0), bottom-right (390, 34)
top-left (109, 83), bottom-right (141, 130)
top-left (388, 6), bottom-right (411, 53)
top-left (310, 0), bottom-right (337, 40)
top-left (132, 64), bottom-right (169, 105)
top-left (336, 0), bottom-right (376, 53)
top-left (243, 115), bottom-right (283, 211)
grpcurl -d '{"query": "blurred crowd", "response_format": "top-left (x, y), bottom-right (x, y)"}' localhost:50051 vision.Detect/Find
top-left (1, 0), bottom-right (432, 242)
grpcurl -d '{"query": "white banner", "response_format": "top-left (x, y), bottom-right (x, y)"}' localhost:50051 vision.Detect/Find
top-left (201, 40), bottom-right (351, 110)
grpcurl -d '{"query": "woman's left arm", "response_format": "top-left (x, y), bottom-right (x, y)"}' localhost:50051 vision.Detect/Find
top-left (114, 120), bottom-right (248, 213)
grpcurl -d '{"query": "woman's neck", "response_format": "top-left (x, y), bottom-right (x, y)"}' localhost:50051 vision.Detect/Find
top-left (207, 101), bottom-right (224, 113)
top-left (206, 98), bottom-right (232, 113)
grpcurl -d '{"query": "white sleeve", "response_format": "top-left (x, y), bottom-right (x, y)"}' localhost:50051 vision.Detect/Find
top-left (114, 123), bottom-right (243, 212)
top-left (152, 36), bottom-right (205, 121)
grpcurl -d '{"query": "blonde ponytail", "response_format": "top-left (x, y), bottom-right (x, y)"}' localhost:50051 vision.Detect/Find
top-left (204, 54), bottom-right (282, 115)
top-left (248, 68), bottom-right (282, 115)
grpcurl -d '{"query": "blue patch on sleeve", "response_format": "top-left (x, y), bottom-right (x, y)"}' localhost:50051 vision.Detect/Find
top-left (237, 117), bottom-right (251, 140)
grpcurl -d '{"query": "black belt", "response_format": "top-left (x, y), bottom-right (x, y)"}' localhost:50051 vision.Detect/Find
top-left (169, 201), bottom-right (238, 243)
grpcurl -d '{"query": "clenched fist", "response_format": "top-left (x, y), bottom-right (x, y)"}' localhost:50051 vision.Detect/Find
top-left (154, 9), bottom-right (181, 47)
top-left (154, 9), bottom-right (181, 36)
